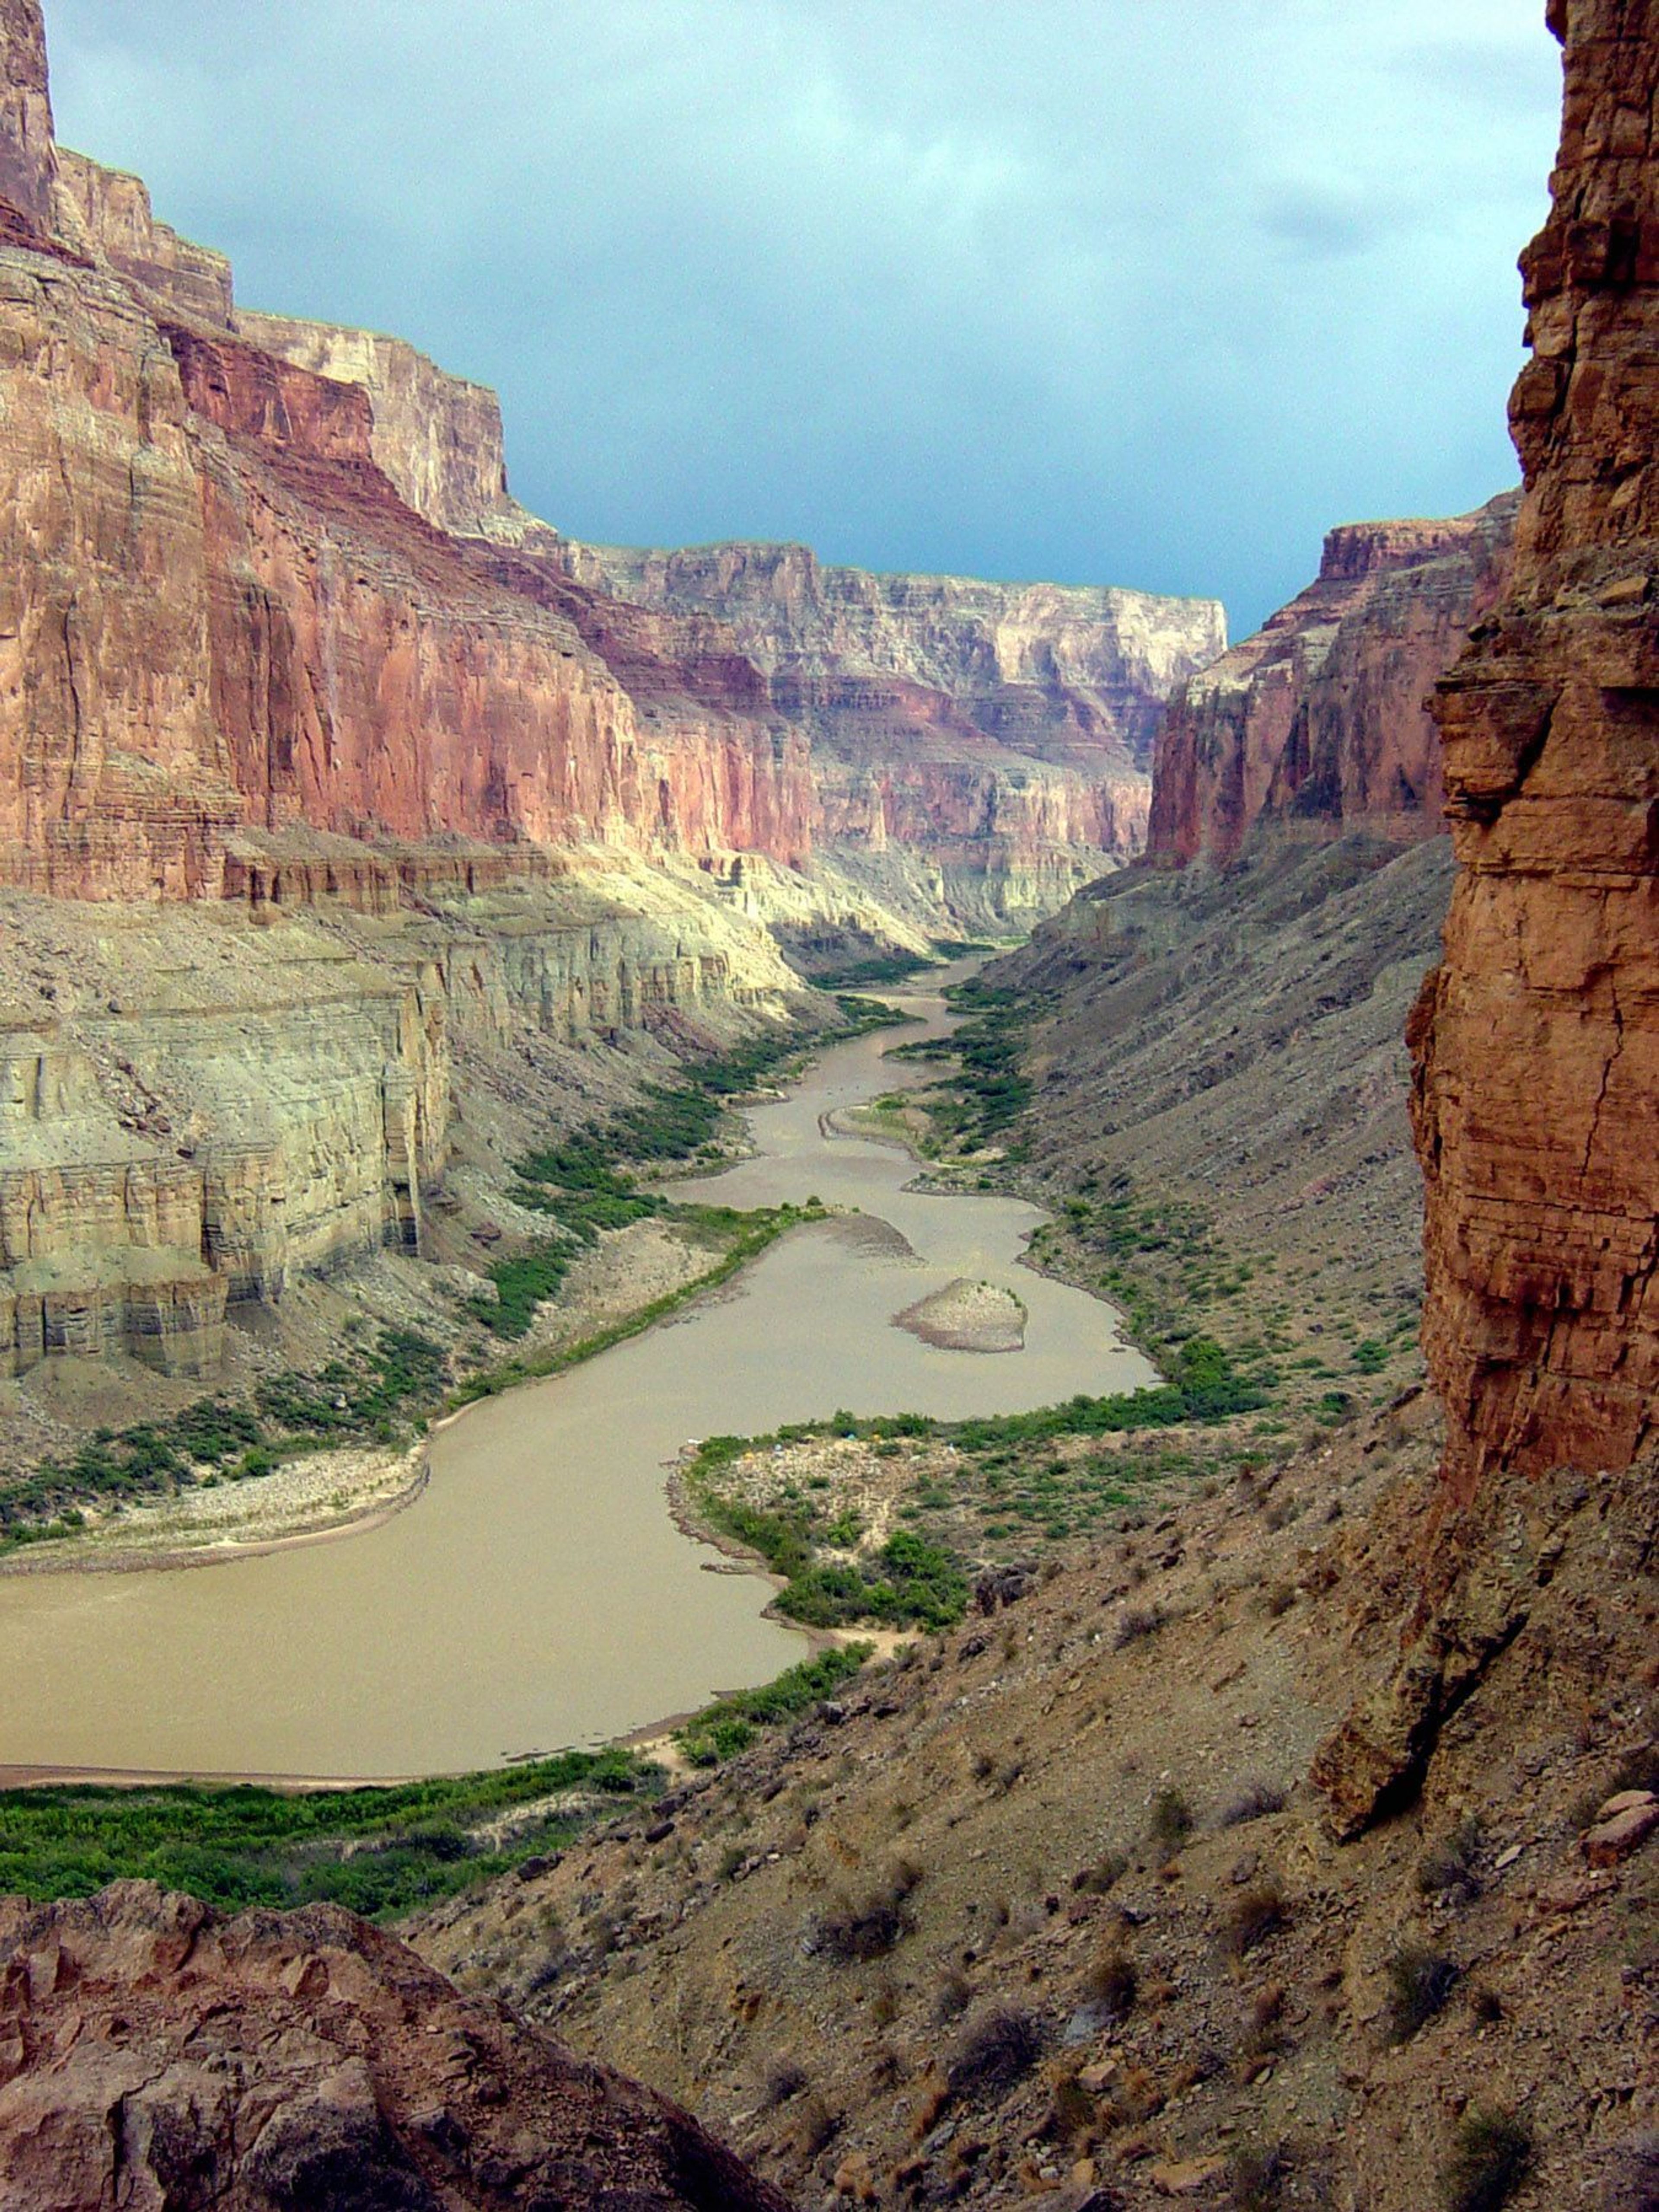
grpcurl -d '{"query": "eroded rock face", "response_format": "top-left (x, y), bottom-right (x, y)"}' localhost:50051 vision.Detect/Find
top-left (1147, 499), bottom-right (1517, 867)
top-left (0, 854), bottom-right (803, 1376)
top-left (0, 236), bottom-right (243, 900)
top-left (545, 537), bottom-right (1222, 907)
top-left (54, 145), bottom-right (235, 325)
top-left (0, 1), bottom-right (816, 895)
top-left (0, 0), bottom-right (53, 230)
top-left (0, 0), bottom-right (1220, 918)
top-left (1412, 0), bottom-right (1659, 1502)
top-left (237, 308), bottom-right (521, 537)
top-left (0, 1882), bottom-right (792, 2212)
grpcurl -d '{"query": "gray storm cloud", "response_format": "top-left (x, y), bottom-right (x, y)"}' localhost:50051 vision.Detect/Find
top-left (46, 0), bottom-right (1560, 633)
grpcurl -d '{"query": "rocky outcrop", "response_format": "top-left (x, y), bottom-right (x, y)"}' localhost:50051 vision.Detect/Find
top-left (1411, 0), bottom-right (1659, 1504)
top-left (0, 0), bottom-right (53, 230)
top-left (54, 146), bottom-right (234, 325)
top-left (0, 232), bottom-right (245, 901)
top-left (0, 1882), bottom-right (791, 2211)
top-left (0, 915), bottom-right (443, 1374)
top-left (1148, 498), bottom-right (1516, 867)
top-left (237, 308), bottom-right (524, 537)
top-left (0, 851), bottom-right (802, 1376)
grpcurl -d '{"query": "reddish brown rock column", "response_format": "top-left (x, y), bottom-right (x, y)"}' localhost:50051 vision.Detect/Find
top-left (0, 0), bottom-right (53, 230)
top-left (1413, 0), bottom-right (1659, 1504)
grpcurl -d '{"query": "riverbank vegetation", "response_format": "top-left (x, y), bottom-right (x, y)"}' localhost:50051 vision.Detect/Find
top-left (675, 1644), bottom-right (871, 1767)
top-left (786, 935), bottom-right (998, 995)
top-left (0, 1748), bottom-right (652, 1921)
top-left (0, 995), bottom-right (913, 1548)
top-left (0, 1646), bottom-right (890, 1913)
top-left (450, 1201), bottom-right (827, 1407)
top-left (677, 1332), bottom-right (1272, 1626)
top-left (0, 1326), bottom-right (447, 1555)
top-left (688, 1450), bottom-right (972, 1631)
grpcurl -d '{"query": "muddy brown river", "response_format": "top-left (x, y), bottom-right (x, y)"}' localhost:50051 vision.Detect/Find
top-left (0, 973), bottom-right (1154, 1778)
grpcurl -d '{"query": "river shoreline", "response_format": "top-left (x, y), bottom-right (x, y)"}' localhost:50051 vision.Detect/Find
top-left (0, 960), bottom-right (1156, 1781)
top-left (0, 1441), bottom-right (432, 1579)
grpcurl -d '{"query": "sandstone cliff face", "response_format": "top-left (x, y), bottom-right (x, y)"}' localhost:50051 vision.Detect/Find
top-left (236, 308), bottom-right (524, 537)
top-left (0, 852), bottom-right (803, 1377)
top-left (1412, 0), bottom-right (1659, 1501)
top-left (0, 8), bottom-right (816, 896)
top-left (552, 539), bottom-right (1222, 768)
top-left (0, 1883), bottom-right (791, 2212)
top-left (0, 0), bottom-right (52, 231)
top-left (1148, 498), bottom-right (1516, 867)
top-left (0, 236), bottom-right (244, 901)
top-left (544, 537), bottom-right (1221, 905)
top-left (54, 146), bottom-right (234, 326)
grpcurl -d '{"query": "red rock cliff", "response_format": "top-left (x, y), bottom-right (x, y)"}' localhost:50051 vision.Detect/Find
top-left (0, 0), bottom-right (815, 896)
top-left (543, 536), bottom-right (1222, 900)
top-left (0, 0), bottom-right (52, 230)
top-left (1148, 498), bottom-right (1516, 866)
top-left (1411, 0), bottom-right (1659, 1502)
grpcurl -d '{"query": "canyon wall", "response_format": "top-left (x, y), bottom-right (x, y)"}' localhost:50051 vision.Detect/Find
top-left (1411, 0), bottom-right (1659, 1500)
top-left (0, 853), bottom-right (803, 1378)
top-left (1147, 497), bottom-right (1516, 867)
top-left (0, 232), bottom-right (245, 901)
top-left (55, 146), bottom-right (234, 325)
top-left (548, 540), bottom-right (1221, 770)
top-left (545, 536), bottom-right (1223, 910)
top-left (237, 308), bottom-right (524, 538)
top-left (0, 36), bottom-right (817, 899)
top-left (0, 0), bottom-right (51, 230)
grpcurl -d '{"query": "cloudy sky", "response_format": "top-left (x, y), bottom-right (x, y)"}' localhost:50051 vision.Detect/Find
top-left (45, 1), bottom-right (1561, 636)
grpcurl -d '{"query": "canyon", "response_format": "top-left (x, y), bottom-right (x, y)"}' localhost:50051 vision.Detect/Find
top-left (0, 1), bottom-right (1654, 2208)
top-left (0, 0), bottom-right (1220, 1405)
top-left (414, 21), bottom-right (1656, 2204)
top-left (1146, 496), bottom-right (1517, 868)
top-left (980, 494), bottom-right (1524, 1380)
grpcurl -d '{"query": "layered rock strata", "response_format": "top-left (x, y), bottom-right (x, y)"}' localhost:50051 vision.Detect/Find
top-left (0, 855), bottom-right (801, 1377)
top-left (1148, 497), bottom-right (1516, 866)
top-left (0, 0), bottom-right (1220, 1376)
top-left (236, 308), bottom-right (526, 537)
top-left (1411, 0), bottom-right (1659, 1502)
top-left (0, 46), bottom-right (815, 896)
top-left (544, 537), bottom-right (1225, 912)
top-left (0, 1882), bottom-right (791, 2211)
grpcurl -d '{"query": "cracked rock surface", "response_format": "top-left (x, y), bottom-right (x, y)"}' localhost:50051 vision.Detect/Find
top-left (0, 1881), bottom-right (793, 2211)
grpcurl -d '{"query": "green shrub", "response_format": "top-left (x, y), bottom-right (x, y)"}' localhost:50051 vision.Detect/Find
top-left (0, 1747), bottom-right (646, 1922)
top-left (675, 1645), bottom-right (870, 1766)
top-left (1385, 1944), bottom-right (1458, 2043)
top-left (1150, 1787), bottom-right (1194, 1853)
top-left (1443, 2108), bottom-right (1532, 2212)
